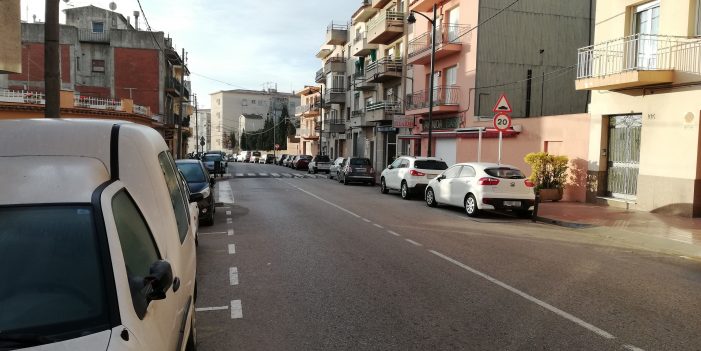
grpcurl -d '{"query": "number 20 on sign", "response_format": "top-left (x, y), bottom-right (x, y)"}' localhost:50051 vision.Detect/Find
top-left (493, 113), bottom-right (512, 131)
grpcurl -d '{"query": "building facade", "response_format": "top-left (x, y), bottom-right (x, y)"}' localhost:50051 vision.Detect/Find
top-left (576, 0), bottom-right (701, 216)
top-left (209, 89), bottom-right (300, 153)
top-left (295, 86), bottom-right (322, 155)
top-left (0, 5), bottom-right (192, 156)
top-left (188, 108), bottom-right (211, 154)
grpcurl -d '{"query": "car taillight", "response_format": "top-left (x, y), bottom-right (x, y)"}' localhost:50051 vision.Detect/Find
top-left (478, 177), bottom-right (500, 186)
top-left (409, 169), bottom-right (426, 176)
top-left (525, 179), bottom-right (535, 187)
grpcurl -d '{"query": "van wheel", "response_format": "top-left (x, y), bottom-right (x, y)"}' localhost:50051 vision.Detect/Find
top-left (185, 316), bottom-right (197, 351)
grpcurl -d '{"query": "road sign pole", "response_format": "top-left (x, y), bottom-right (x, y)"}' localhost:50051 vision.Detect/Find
top-left (498, 131), bottom-right (503, 165)
top-left (477, 127), bottom-right (483, 163)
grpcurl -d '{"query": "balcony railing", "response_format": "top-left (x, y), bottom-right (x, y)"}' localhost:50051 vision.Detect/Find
top-left (576, 34), bottom-right (701, 79)
top-left (326, 22), bottom-right (349, 45)
top-left (166, 77), bottom-right (183, 93)
top-left (324, 57), bottom-right (347, 74)
top-left (133, 104), bottom-right (149, 115)
top-left (366, 101), bottom-right (401, 113)
top-left (366, 57), bottom-right (402, 82)
top-left (0, 89), bottom-right (46, 104)
top-left (406, 86), bottom-right (460, 110)
top-left (408, 24), bottom-right (472, 58)
top-left (74, 96), bottom-right (123, 110)
top-left (367, 10), bottom-right (404, 44)
top-left (315, 68), bottom-right (325, 83)
top-left (324, 87), bottom-right (346, 105)
top-left (78, 29), bottom-right (110, 43)
top-left (295, 104), bottom-right (320, 116)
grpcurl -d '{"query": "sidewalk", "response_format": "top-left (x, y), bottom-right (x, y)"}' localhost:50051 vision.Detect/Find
top-left (536, 202), bottom-right (701, 259)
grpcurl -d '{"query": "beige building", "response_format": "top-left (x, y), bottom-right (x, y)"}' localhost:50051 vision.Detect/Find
top-left (576, 0), bottom-right (701, 216)
top-left (0, 0), bottom-right (21, 74)
top-left (295, 86), bottom-right (322, 155)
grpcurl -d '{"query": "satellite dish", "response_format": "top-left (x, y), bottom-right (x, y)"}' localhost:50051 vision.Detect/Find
top-left (109, 2), bottom-right (117, 11)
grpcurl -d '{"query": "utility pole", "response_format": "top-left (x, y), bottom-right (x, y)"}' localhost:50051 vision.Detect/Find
top-left (45, 0), bottom-right (60, 118)
top-left (194, 94), bottom-right (199, 156)
top-left (539, 49), bottom-right (545, 116)
top-left (176, 49), bottom-right (186, 159)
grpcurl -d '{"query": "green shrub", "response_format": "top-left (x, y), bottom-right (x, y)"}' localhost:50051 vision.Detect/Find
top-left (524, 152), bottom-right (569, 191)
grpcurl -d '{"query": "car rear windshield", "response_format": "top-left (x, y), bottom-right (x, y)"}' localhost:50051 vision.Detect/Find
top-left (350, 158), bottom-right (371, 166)
top-left (0, 206), bottom-right (110, 339)
top-left (315, 156), bottom-right (330, 162)
top-left (485, 167), bottom-right (526, 179)
top-left (252, 151), bottom-right (261, 156)
top-left (202, 154), bottom-right (222, 162)
top-left (301, 155), bottom-right (312, 159)
top-left (177, 163), bottom-right (206, 183)
top-left (414, 160), bottom-right (448, 170)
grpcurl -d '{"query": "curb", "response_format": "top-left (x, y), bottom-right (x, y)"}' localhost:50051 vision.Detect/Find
top-left (534, 216), bottom-right (597, 229)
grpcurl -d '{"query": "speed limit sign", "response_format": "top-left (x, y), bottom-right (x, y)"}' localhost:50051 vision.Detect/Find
top-left (493, 113), bottom-right (512, 131)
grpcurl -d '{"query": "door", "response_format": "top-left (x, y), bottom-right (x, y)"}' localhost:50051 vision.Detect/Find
top-left (633, 1), bottom-right (660, 69)
top-left (606, 114), bottom-right (642, 200)
top-left (445, 66), bottom-right (458, 104)
top-left (385, 157), bottom-right (403, 189)
top-left (446, 6), bottom-right (460, 42)
top-left (438, 165), bottom-right (462, 204)
top-left (452, 165), bottom-right (476, 206)
top-left (435, 138), bottom-right (456, 166)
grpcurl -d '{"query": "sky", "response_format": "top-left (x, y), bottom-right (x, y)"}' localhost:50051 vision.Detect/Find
top-left (21, 0), bottom-right (359, 108)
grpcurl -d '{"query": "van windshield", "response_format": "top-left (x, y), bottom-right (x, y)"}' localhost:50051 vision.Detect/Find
top-left (0, 206), bottom-right (110, 343)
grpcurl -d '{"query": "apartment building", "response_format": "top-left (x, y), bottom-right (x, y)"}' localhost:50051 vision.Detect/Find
top-left (295, 86), bottom-right (322, 155)
top-left (0, 5), bottom-right (192, 156)
top-left (209, 89), bottom-right (300, 153)
top-left (188, 108), bottom-right (211, 154)
top-left (403, 0), bottom-right (592, 165)
top-left (576, 0), bottom-right (701, 216)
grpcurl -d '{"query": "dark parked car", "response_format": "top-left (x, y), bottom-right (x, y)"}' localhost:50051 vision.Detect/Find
top-left (339, 157), bottom-right (375, 186)
top-left (265, 154), bottom-right (276, 164)
top-left (176, 159), bottom-right (216, 225)
top-left (294, 155), bottom-right (312, 170)
top-left (201, 153), bottom-right (225, 177)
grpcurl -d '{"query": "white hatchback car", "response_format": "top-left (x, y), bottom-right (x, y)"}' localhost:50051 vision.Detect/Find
top-left (380, 156), bottom-right (449, 199)
top-left (424, 162), bottom-right (536, 217)
top-left (0, 119), bottom-right (198, 351)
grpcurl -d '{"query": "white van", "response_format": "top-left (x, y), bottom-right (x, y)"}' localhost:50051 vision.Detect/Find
top-left (0, 119), bottom-right (198, 350)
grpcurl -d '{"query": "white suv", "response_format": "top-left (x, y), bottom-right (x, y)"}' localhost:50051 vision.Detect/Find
top-left (0, 119), bottom-right (198, 351)
top-left (380, 156), bottom-right (449, 200)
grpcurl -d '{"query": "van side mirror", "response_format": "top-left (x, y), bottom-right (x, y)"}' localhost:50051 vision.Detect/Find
top-left (144, 260), bottom-right (173, 301)
top-left (190, 192), bottom-right (204, 203)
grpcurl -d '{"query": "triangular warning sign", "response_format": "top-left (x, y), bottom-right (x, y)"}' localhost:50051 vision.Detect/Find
top-left (492, 94), bottom-right (513, 113)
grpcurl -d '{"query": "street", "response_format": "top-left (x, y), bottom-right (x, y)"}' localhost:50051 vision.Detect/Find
top-left (194, 162), bottom-right (701, 351)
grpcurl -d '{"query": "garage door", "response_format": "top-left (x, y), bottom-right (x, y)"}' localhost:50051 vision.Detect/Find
top-left (435, 138), bottom-right (456, 166)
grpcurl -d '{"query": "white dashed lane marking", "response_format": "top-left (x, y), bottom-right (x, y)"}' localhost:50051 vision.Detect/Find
top-left (228, 244), bottom-right (236, 254)
top-left (228, 229), bottom-right (234, 236)
top-left (387, 230), bottom-right (401, 237)
top-left (226, 210), bottom-right (232, 216)
top-left (195, 306), bottom-right (228, 312)
top-left (231, 300), bottom-right (243, 319)
top-left (229, 267), bottom-right (239, 286)
top-left (373, 223), bottom-right (384, 229)
top-left (405, 238), bottom-right (423, 246)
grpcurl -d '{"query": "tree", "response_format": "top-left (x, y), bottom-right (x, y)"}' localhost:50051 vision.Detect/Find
top-left (277, 105), bottom-right (290, 150)
top-left (229, 132), bottom-right (238, 151)
top-left (240, 130), bottom-right (248, 150)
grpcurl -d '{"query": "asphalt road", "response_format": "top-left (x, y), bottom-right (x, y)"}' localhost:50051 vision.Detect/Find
top-left (194, 161), bottom-right (701, 351)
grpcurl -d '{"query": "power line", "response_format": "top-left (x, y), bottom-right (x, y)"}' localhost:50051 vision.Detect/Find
top-left (451, 0), bottom-right (522, 43)
top-left (190, 72), bottom-right (250, 90)
top-left (135, 0), bottom-right (163, 52)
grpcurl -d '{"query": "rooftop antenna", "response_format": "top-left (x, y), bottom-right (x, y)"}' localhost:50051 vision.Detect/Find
top-left (133, 11), bottom-right (140, 30)
top-left (109, 2), bottom-right (117, 11)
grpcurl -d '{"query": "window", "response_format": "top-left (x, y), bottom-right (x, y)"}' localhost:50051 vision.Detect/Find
top-left (484, 167), bottom-right (526, 179)
top-left (92, 59), bottom-right (105, 73)
top-left (443, 166), bottom-right (462, 179)
top-left (112, 190), bottom-right (160, 319)
top-left (217, 98), bottom-right (221, 105)
top-left (92, 21), bottom-right (104, 33)
top-left (158, 152), bottom-right (190, 243)
top-left (697, 0), bottom-right (701, 36)
top-left (390, 158), bottom-right (402, 169)
top-left (446, 65), bottom-right (458, 86)
top-left (75, 56), bottom-right (80, 71)
top-left (459, 165), bottom-right (476, 177)
top-left (251, 99), bottom-right (256, 104)
top-left (414, 160), bottom-right (448, 170)
top-left (399, 159), bottom-right (410, 168)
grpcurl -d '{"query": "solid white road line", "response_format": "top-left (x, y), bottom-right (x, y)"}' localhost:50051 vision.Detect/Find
top-left (405, 238), bottom-right (423, 246)
top-left (199, 231), bottom-right (227, 235)
top-left (228, 229), bottom-right (234, 236)
top-left (373, 223), bottom-right (384, 229)
top-left (228, 244), bottom-right (236, 254)
top-left (623, 344), bottom-right (646, 351)
top-left (387, 230), bottom-right (401, 237)
top-left (278, 179), bottom-right (361, 218)
top-left (195, 306), bottom-right (228, 312)
top-left (429, 250), bottom-right (616, 340)
top-left (226, 210), bottom-right (232, 216)
top-left (229, 267), bottom-right (239, 286)
top-left (231, 300), bottom-right (243, 319)
top-left (217, 181), bottom-right (235, 204)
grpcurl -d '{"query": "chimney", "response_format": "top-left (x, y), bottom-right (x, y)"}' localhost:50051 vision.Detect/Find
top-left (133, 11), bottom-right (140, 30)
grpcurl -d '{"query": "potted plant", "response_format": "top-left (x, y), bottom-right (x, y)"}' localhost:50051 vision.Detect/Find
top-left (524, 152), bottom-right (569, 202)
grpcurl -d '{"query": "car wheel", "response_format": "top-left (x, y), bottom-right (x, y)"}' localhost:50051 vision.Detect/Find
top-left (380, 178), bottom-right (389, 194)
top-left (185, 316), bottom-right (197, 351)
top-left (465, 194), bottom-right (480, 217)
top-left (426, 188), bottom-right (437, 207)
top-left (400, 182), bottom-right (411, 200)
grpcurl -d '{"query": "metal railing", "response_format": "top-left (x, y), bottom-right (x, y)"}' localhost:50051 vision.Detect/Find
top-left (78, 29), bottom-right (110, 43)
top-left (74, 96), bottom-right (123, 110)
top-left (0, 89), bottom-right (46, 104)
top-left (367, 10), bottom-right (405, 33)
top-left (315, 68), bottom-right (325, 83)
top-left (366, 57), bottom-right (403, 77)
top-left (576, 34), bottom-right (701, 79)
top-left (406, 85), bottom-right (460, 110)
top-left (327, 22), bottom-right (349, 32)
top-left (351, 110), bottom-right (365, 117)
top-left (296, 103), bottom-right (321, 115)
top-left (353, 31), bottom-right (367, 44)
top-left (366, 101), bottom-right (401, 113)
top-left (133, 104), bottom-right (149, 115)
top-left (167, 77), bottom-right (182, 92)
top-left (408, 24), bottom-right (472, 58)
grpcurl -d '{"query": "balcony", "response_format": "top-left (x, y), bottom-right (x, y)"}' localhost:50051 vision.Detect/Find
top-left (352, 32), bottom-right (379, 57)
top-left (166, 77), bottom-right (183, 95)
top-left (324, 57), bottom-right (347, 74)
top-left (372, 0), bottom-right (392, 9)
top-left (409, 0), bottom-right (440, 12)
top-left (315, 68), bottom-right (325, 83)
top-left (576, 34), bottom-right (701, 90)
top-left (367, 10), bottom-right (405, 45)
top-left (408, 24), bottom-right (472, 65)
top-left (323, 119), bottom-right (347, 133)
top-left (352, 0), bottom-right (378, 24)
top-left (299, 127), bottom-right (319, 139)
top-left (366, 57), bottom-right (402, 83)
top-left (353, 71), bottom-right (376, 91)
top-left (78, 29), bottom-right (110, 43)
top-left (350, 115), bottom-right (368, 127)
top-left (324, 87), bottom-right (346, 106)
top-left (326, 22), bottom-right (349, 45)
top-left (316, 46), bottom-right (332, 59)
top-left (366, 101), bottom-right (401, 122)
top-left (295, 103), bottom-right (321, 117)
top-left (405, 85), bottom-right (461, 115)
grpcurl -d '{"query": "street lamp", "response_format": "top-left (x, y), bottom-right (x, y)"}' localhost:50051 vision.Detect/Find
top-left (408, 4), bottom-right (437, 157)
